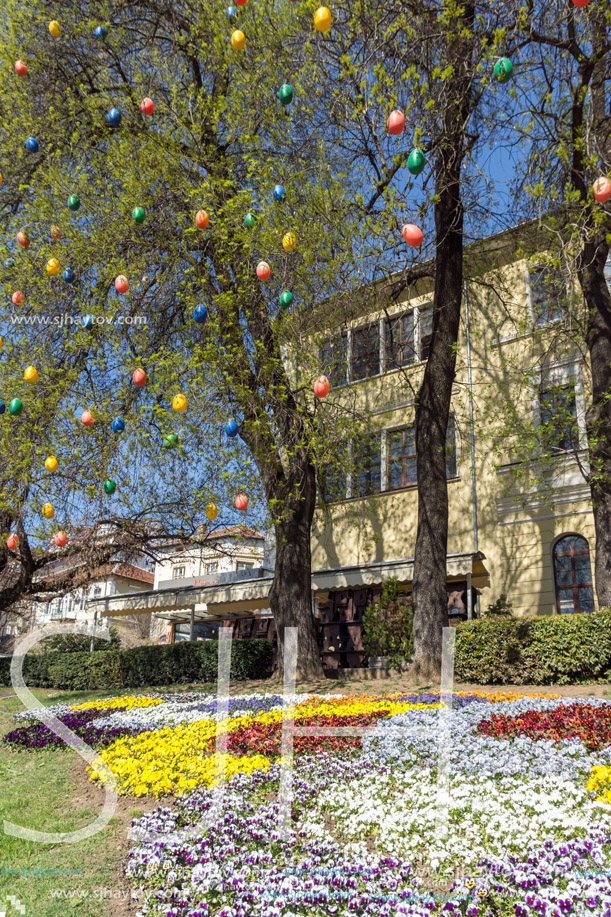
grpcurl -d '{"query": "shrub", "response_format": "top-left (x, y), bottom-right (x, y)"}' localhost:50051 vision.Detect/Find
top-left (362, 577), bottom-right (413, 669)
top-left (41, 627), bottom-right (121, 654)
top-left (0, 639), bottom-right (273, 690)
top-left (483, 593), bottom-right (513, 618)
top-left (455, 609), bottom-right (611, 685)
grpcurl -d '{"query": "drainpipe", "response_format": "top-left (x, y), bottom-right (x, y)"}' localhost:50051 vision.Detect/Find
top-left (90, 610), bottom-right (97, 652)
top-left (464, 280), bottom-right (480, 618)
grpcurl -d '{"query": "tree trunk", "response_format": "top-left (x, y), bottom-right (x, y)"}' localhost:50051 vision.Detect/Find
top-left (411, 4), bottom-right (474, 682)
top-left (578, 234), bottom-right (611, 607)
top-left (268, 453), bottom-right (324, 682)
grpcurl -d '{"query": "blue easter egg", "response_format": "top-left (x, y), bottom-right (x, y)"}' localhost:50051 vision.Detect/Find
top-left (26, 137), bottom-right (39, 153)
top-left (82, 314), bottom-right (94, 329)
top-left (0, 400), bottom-right (5, 415)
top-left (62, 267), bottom-right (75, 283)
top-left (225, 419), bottom-right (238, 437)
top-left (273, 184), bottom-right (286, 201)
top-left (94, 25), bottom-right (107, 38)
top-left (112, 417), bottom-right (125, 433)
top-left (193, 304), bottom-right (208, 323)
top-left (107, 108), bottom-right (122, 127)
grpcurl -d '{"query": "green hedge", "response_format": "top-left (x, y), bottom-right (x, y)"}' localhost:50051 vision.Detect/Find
top-left (455, 609), bottom-right (611, 685)
top-left (0, 639), bottom-right (273, 690)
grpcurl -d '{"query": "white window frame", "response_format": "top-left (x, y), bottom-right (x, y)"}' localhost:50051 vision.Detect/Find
top-left (526, 265), bottom-right (569, 328)
top-left (532, 360), bottom-right (586, 452)
top-left (172, 565), bottom-right (186, 580)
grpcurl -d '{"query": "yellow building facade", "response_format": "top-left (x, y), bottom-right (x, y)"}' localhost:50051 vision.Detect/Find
top-left (311, 226), bottom-right (596, 629)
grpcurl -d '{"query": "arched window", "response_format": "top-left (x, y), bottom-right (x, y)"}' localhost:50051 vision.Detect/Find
top-left (552, 535), bottom-right (594, 614)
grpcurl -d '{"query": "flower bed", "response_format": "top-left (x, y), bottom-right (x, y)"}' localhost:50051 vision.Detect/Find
top-left (6, 687), bottom-right (611, 915)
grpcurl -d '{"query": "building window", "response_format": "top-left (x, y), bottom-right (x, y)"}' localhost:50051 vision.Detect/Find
top-left (352, 323), bottom-right (380, 381)
top-left (529, 267), bottom-right (565, 327)
top-left (236, 561), bottom-right (254, 571)
top-left (172, 566), bottom-right (186, 580)
top-left (79, 591), bottom-right (87, 612)
top-left (320, 333), bottom-right (348, 387)
top-left (419, 308), bottom-right (434, 361)
top-left (387, 417), bottom-right (458, 490)
top-left (51, 598), bottom-right (62, 619)
top-left (321, 442), bottom-right (348, 503)
top-left (539, 383), bottom-right (578, 452)
top-left (386, 312), bottom-right (416, 370)
top-left (205, 562), bottom-right (218, 574)
top-left (353, 433), bottom-right (381, 497)
top-left (553, 534), bottom-right (594, 614)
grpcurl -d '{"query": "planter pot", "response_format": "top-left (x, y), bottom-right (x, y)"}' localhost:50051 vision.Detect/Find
top-left (368, 656), bottom-right (391, 669)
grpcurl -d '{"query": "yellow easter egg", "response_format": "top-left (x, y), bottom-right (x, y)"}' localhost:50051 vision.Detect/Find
top-left (46, 257), bottom-right (61, 276)
top-left (42, 503), bottom-right (55, 519)
top-left (314, 6), bottom-right (332, 31)
top-left (23, 365), bottom-right (38, 383)
top-left (282, 231), bottom-right (297, 252)
top-left (172, 393), bottom-right (187, 413)
top-left (205, 503), bottom-right (218, 520)
top-left (231, 30), bottom-right (245, 50)
top-left (49, 20), bottom-right (61, 37)
top-left (45, 455), bottom-right (58, 473)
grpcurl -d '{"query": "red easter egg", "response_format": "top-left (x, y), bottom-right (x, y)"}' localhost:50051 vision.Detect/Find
top-left (132, 368), bottom-right (147, 386)
top-left (387, 110), bottom-right (405, 135)
top-left (54, 531), bottom-right (68, 547)
top-left (17, 231), bottom-right (30, 248)
top-left (50, 225), bottom-right (63, 240)
top-left (402, 223), bottom-right (424, 247)
top-left (235, 493), bottom-right (249, 511)
top-left (115, 274), bottom-right (129, 293)
top-left (6, 534), bottom-right (19, 550)
top-left (81, 410), bottom-right (94, 426)
top-left (256, 261), bottom-right (271, 280)
top-left (593, 177), bottom-right (611, 203)
top-left (313, 375), bottom-right (330, 398)
top-left (140, 97), bottom-right (155, 115)
top-left (11, 291), bottom-right (24, 306)
top-left (572, 0), bottom-right (590, 6)
top-left (15, 60), bottom-right (27, 77)
top-left (195, 209), bottom-right (209, 229)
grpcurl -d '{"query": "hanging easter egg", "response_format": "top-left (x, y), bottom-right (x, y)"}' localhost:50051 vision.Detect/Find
top-left (572, 0), bottom-right (589, 6)
top-left (195, 209), bottom-right (209, 229)
top-left (314, 6), bottom-right (332, 31)
top-left (0, 400), bottom-right (4, 414)
top-left (62, 267), bottom-right (75, 283)
top-left (280, 290), bottom-right (293, 309)
top-left (282, 231), bottom-right (297, 252)
top-left (193, 303), bottom-right (208, 323)
top-left (231, 30), bottom-right (246, 50)
top-left (273, 184), bottom-right (286, 201)
top-left (23, 366), bottom-right (38, 383)
top-left (225, 419), bottom-right (239, 437)
top-left (68, 194), bottom-right (80, 211)
top-left (132, 206), bottom-right (145, 224)
top-left (279, 84), bottom-right (293, 106)
top-left (9, 398), bottom-right (22, 416)
top-left (244, 212), bottom-right (256, 228)
top-left (104, 479), bottom-right (117, 495)
top-left (46, 257), bottom-right (61, 276)
top-left (81, 410), bottom-right (94, 426)
top-left (402, 223), bottom-right (424, 247)
top-left (26, 137), bottom-right (39, 153)
top-left (11, 291), bottom-right (24, 306)
top-left (16, 231), bottom-right (30, 248)
top-left (44, 455), bottom-right (58, 473)
top-left (82, 314), bottom-right (94, 329)
top-left (236, 0), bottom-right (248, 5)
top-left (235, 493), bottom-right (249, 511)
top-left (42, 503), bottom-right (55, 519)
top-left (48, 20), bottom-right (61, 37)
top-left (140, 97), bottom-right (155, 116)
top-left (5, 258), bottom-right (15, 269)
top-left (387, 110), bottom-right (405, 135)
top-left (51, 224), bottom-right (62, 240)
top-left (6, 534), bottom-right (19, 550)
top-left (408, 148), bottom-right (426, 176)
top-left (206, 503), bottom-right (218, 520)
top-left (256, 261), bottom-right (271, 280)
top-left (107, 107), bottom-right (122, 127)
top-left (54, 531), bottom-right (68, 547)
top-left (593, 176), bottom-right (611, 203)
top-left (112, 417), bottom-right (125, 433)
top-left (314, 375), bottom-right (330, 398)
top-left (115, 274), bottom-right (128, 293)
top-left (172, 393), bottom-right (187, 413)
top-left (15, 61), bottom-right (27, 76)
top-left (225, 6), bottom-right (237, 19)
top-left (162, 433), bottom-right (179, 449)
top-left (94, 25), bottom-right (107, 38)
top-left (494, 58), bottom-right (513, 83)
top-left (132, 368), bottom-right (147, 386)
